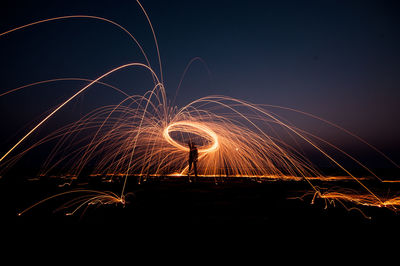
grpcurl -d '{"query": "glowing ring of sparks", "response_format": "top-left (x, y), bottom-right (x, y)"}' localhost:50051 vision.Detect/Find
top-left (163, 121), bottom-right (219, 153)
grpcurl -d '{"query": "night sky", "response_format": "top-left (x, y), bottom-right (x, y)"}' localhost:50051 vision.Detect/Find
top-left (0, 0), bottom-right (399, 165)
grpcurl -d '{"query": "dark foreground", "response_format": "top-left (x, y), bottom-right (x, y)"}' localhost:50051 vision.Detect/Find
top-left (2, 174), bottom-right (400, 234)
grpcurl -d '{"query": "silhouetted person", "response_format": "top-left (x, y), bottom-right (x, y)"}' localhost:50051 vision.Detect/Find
top-left (188, 141), bottom-right (198, 179)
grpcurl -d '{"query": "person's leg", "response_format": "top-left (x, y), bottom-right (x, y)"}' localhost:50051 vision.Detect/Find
top-left (188, 160), bottom-right (192, 175)
top-left (194, 161), bottom-right (197, 178)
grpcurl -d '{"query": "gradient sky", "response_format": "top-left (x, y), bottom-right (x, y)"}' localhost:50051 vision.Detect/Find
top-left (0, 0), bottom-right (399, 163)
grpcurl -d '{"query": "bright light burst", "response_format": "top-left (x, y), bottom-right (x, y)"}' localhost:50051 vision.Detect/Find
top-left (0, 1), bottom-right (399, 218)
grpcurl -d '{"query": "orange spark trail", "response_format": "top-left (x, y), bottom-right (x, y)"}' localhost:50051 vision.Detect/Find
top-left (0, 15), bottom-right (158, 83)
top-left (186, 96), bottom-right (385, 205)
top-left (0, 77), bottom-right (130, 98)
top-left (0, 63), bottom-right (159, 163)
top-left (261, 104), bottom-right (400, 170)
top-left (136, 0), bottom-right (164, 84)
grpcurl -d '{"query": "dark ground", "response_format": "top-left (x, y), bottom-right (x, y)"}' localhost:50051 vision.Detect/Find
top-left (3, 175), bottom-right (396, 263)
top-left (2, 174), bottom-right (400, 233)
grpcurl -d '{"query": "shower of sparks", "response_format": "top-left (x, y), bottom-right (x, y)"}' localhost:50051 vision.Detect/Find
top-left (0, 1), bottom-right (399, 218)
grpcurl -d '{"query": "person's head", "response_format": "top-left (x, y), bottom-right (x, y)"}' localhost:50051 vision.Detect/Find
top-left (188, 141), bottom-right (192, 148)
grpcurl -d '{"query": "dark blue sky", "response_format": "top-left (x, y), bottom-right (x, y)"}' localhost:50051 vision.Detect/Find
top-left (0, 0), bottom-right (399, 162)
